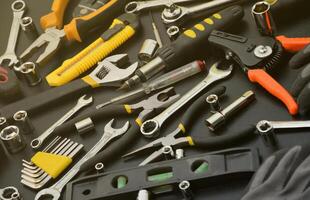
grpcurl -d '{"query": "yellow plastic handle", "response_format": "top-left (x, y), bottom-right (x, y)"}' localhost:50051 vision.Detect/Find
top-left (40, 0), bottom-right (70, 30)
top-left (46, 19), bottom-right (136, 87)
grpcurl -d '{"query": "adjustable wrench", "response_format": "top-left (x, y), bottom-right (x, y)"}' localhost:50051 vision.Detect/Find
top-left (30, 95), bottom-right (93, 150)
top-left (161, 0), bottom-right (244, 26)
top-left (34, 119), bottom-right (130, 200)
top-left (0, 0), bottom-right (26, 67)
top-left (125, 0), bottom-right (197, 13)
top-left (140, 62), bottom-right (233, 137)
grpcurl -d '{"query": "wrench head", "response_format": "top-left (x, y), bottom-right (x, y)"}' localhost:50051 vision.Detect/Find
top-left (11, 0), bottom-right (26, 12)
top-left (0, 54), bottom-right (19, 67)
top-left (87, 54), bottom-right (139, 87)
top-left (35, 188), bottom-right (60, 200)
top-left (77, 94), bottom-right (94, 106)
top-left (20, 28), bottom-right (65, 65)
top-left (140, 119), bottom-right (160, 138)
top-left (208, 62), bottom-right (233, 79)
top-left (256, 120), bottom-right (273, 134)
top-left (104, 119), bottom-right (130, 137)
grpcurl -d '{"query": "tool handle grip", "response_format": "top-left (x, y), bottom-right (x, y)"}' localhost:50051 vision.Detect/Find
top-left (80, 120), bottom-right (140, 172)
top-left (40, 0), bottom-right (70, 30)
top-left (64, 0), bottom-right (126, 42)
top-left (46, 14), bottom-right (138, 87)
top-left (276, 35), bottom-right (310, 53)
top-left (247, 69), bottom-right (298, 115)
top-left (157, 6), bottom-right (244, 71)
top-left (0, 79), bottom-right (89, 118)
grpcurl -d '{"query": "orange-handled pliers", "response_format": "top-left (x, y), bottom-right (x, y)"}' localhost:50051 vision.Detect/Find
top-left (19, 0), bottom-right (126, 65)
top-left (209, 30), bottom-right (310, 116)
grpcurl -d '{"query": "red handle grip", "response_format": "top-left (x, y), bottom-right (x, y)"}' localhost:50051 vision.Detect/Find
top-left (276, 35), bottom-right (310, 53)
top-left (247, 69), bottom-right (298, 115)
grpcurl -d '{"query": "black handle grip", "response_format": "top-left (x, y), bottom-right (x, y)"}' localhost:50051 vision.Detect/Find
top-left (0, 79), bottom-right (89, 118)
top-left (65, 0), bottom-right (127, 42)
top-left (157, 6), bottom-right (244, 70)
top-left (289, 44), bottom-right (310, 69)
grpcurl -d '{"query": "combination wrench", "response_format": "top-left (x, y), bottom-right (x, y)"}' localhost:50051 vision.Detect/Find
top-left (30, 95), bottom-right (93, 150)
top-left (0, 0), bottom-right (26, 67)
top-left (256, 120), bottom-right (310, 146)
top-left (125, 0), bottom-right (197, 13)
top-left (161, 0), bottom-right (244, 26)
top-left (140, 62), bottom-right (233, 137)
top-left (34, 119), bottom-right (130, 200)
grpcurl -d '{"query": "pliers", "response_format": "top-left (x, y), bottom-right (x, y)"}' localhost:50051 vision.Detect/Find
top-left (123, 86), bottom-right (256, 166)
top-left (19, 0), bottom-right (126, 65)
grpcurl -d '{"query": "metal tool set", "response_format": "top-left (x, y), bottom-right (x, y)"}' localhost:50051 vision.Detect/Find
top-left (0, 0), bottom-right (310, 199)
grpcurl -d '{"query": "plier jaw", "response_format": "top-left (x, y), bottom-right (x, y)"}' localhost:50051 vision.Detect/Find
top-left (129, 87), bottom-right (181, 123)
top-left (19, 28), bottom-right (65, 65)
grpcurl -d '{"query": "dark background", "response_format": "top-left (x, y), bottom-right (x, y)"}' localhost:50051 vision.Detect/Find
top-left (1, 0), bottom-right (310, 199)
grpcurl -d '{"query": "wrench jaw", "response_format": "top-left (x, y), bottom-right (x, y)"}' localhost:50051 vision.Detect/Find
top-left (209, 62), bottom-right (233, 79)
top-left (104, 119), bottom-right (130, 137)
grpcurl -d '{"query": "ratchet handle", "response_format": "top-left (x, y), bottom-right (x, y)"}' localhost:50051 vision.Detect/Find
top-left (157, 6), bottom-right (244, 70)
top-left (64, 0), bottom-right (126, 42)
top-left (247, 69), bottom-right (298, 115)
top-left (40, 0), bottom-right (70, 30)
top-left (0, 79), bottom-right (90, 119)
top-left (276, 35), bottom-right (310, 53)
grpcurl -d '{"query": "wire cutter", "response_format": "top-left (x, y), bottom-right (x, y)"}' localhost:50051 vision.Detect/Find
top-left (123, 86), bottom-right (256, 166)
top-left (19, 0), bottom-right (126, 65)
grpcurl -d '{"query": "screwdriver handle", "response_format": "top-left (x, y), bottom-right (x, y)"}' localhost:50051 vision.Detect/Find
top-left (64, 0), bottom-right (126, 42)
top-left (157, 6), bottom-right (244, 70)
top-left (276, 35), bottom-right (310, 53)
top-left (247, 69), bottom-right (298, 115)
top-left (40, 0), bottom-right (70, 30)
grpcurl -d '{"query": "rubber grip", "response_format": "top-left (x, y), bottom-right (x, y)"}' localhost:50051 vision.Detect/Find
top-left (40, 0), bottom-right (70, 30)
top-left (276, 35), bottom-right (310, 53)
top-left (157, 6), bottom-right (244, 70)
top-left (46, 20), bottom-right (136, 86)
top-left (289, 44), bottom-right (310, 69)
top-left (0, 79), bottom-right (90, 119)
top-left (64, 0), bottom-right (126, 42)
top-left (247, 69), bottom-right (298, 115)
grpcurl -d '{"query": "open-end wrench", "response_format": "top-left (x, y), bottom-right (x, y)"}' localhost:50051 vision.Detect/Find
top-left (22, 143), bottom-right (84, 189)
top-left (0, 0), bottom-right (26, 67)
top-left (35, 119), bottom-right (130, 200)
top-left (161, 0), bottom-right (244, 26)
top-left (125, 0), bottom-right (197, 13)
top-left (30, 95), bottom-right (93, 150)
top-left (140, 62), bottom-right (233, 138)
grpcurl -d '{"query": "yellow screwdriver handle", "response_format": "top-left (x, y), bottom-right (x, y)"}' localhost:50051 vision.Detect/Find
top-left (46, 14), bottom-right (139, 87)
top-left (40, 0), bottom-right (70, 30)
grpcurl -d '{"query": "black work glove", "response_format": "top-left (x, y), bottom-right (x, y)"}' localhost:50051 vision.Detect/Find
top-left (289, 44), bottom-right (310, 114)
top-left (241, 145), bottom-right (310, 200)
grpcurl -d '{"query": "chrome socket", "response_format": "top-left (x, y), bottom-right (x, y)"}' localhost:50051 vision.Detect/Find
top-left (179, 180), bottom-right (193, 200)
top-left (13, 110), bottom-right (34, 135)
top-left (167, 26), bottom-right (180, 40)
top-left (137, 189), bottom-right (150, 200)
top-left (0, 186), bottom-right (22, 200)
top-left (138, 39), bottom-right (159, 64)
top-left (252, 1), bottom-right (276, 36)
top-left (176, 149), bottom-right (184, 159)
top-left (75, 117), bottom-right (95, 135)
top-left (20, 16), bottom-right (38, 41)
top-left (0, 126), bottom-right (26, 154)
top-left (19, 62), bottom-right (41, 86)
top-left (206, 94), bottom-right (221, 112)
top-left (163, 145), bottom-right (174, 160)
top-left (205, 91), bottom-right (255, 131)
top-left (95, 162), bottom-right (104, 174)
top-left (0, 117), bottom-right (8, 131)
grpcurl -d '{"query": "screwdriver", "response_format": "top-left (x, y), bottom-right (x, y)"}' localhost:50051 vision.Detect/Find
top-left (119, 6), bottom-right (244, 90)
top-left (96, 60), bottom-right (205, 109)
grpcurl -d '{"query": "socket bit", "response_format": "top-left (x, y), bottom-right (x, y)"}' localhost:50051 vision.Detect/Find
top-left (205, 90), bottom-right (255, 131)
top-left (13, 110), bottom-right (34, 135)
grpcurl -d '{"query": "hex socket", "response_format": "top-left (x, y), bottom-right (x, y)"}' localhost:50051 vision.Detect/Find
top-left (19, 62), bottom-right (42, 86)
top-left (252, 1), bottom-right (277, 36)
top-left (13, 110), bottom-right (34, 135)
top-left (0, 126), bottom-right (26, 154)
